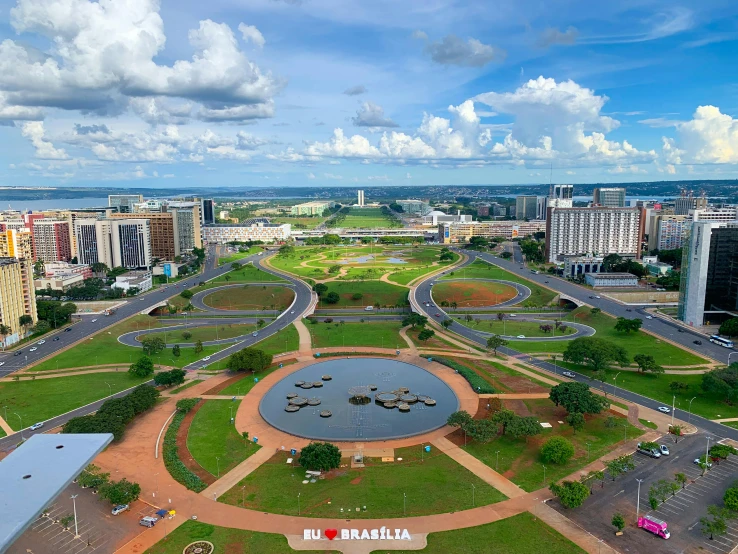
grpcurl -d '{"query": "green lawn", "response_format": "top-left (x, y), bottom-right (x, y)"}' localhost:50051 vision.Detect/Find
top-left (211, 263), bottom-right (285, 283)
top-left (202, 285), bottom-right (294, 311)
top-left (187, 400), bottom-right (261, 477)
top-left (454, 318), bottom-right (576, 338)
top-left (142, 323), bottom-right (260, 344)
top-left (464, 399), bottom-right (642, 492)
top-left (271, 216), bottom-right (327, 229)
top-left (441, 260), bottom-right (557, 306)
top-left (218, 248), bottom-right (259, 265)
top-left (143, 520), bottom-right (335, 554)
top-left (253, 324), bottom-right (300, 356)
top-left (219, 447), bottom-right (507, 517)
top-left (510, 307), bottom-right (708, 367)
top-left (385, 512), bottom-right (585, 554)
top-left (721, 421), bottom-right (738, 430)
top-left (388, 264), bottom-right (452, 286)
top-left (557, 361), bottom-right (738, 420)
top-left (319, 280), bottom-right (408, 308)
top-left (337, 207), bottom-right (401, 228)
top-left (218, 364), bottom-right (286, 397)
top-left (309, 321), bottom-right (405, 349)
top-left (0, 373), bottom-right (150, 430)
top-left (406, 327), bottom-right (463, 351)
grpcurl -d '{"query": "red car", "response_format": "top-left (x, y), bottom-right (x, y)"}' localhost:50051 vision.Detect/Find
top-left (435, 313), bottom-right (441, 317)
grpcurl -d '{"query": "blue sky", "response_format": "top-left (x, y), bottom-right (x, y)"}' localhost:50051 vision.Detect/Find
top-left (0, 0), bottom-right (737, 188)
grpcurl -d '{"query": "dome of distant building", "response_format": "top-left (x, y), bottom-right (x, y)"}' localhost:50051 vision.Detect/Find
top-left (426, 210), bottom-right (446, 216)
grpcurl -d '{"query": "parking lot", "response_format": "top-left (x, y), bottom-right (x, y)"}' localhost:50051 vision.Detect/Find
top-left (550, 431), bottom-right (738, 554)
top-left (7, 483), bottom-right (154, 554)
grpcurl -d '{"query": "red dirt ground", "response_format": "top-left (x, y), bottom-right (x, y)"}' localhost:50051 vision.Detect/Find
top-left (433, 280), bottom-right (517, 307)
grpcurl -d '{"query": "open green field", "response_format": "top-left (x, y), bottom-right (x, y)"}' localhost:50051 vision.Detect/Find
top-left (218, 363), bottom-right (289, 397)
top-left (441, 260), bottom-right (557, 306)
top-left (464, 399), bottom-right (642, 492)
top-left (433, 280), bottom-right (518, 307)
top-left (219, 447), bottom-right (507, 517)
top-left (455, 318), bottom-right (577, 338)
top-left (271, 216), bottom-right (326, 229)
top-left (722, 421), bottom-right (738, 430)
top-left (319, 280), bottom-right (408, 308)
top-left (202, 285), bottom-right (295, 311)
top-left (187, 400), bottom-right (261, 477)
top-left (31, 315), bottom-right (221, 371)
top-left (406, 327), bottom-right (462, 351)
top-left (217, 247), bottom-right (259, 265)
top-left (0, 372), bottom-right (150, 430)
top-left (309, 321), bottom-right (405, 349)
top-left (450, 358), bottom-right (554, 392)
top-left (385, 512), bottom-right (585, 554)
top-left (143, 520), bottom-right (336, 554)
top-left (339, 207), bottom-right (401, 228)
top-left (557, 361), bottom-right (738, 420)
top-left (509, 307), bottom-right (708, 366)
top-left (211, 263), bottom-right (285, 283)
top-left (141, 323), bottom-right (260, 344)
top-left (254, 324), bottom-right (300, 356)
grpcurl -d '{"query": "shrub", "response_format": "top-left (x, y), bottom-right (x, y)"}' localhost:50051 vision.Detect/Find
top-left (163, 400), bottom-right (207, 492)
top-left (550, 480), bottom-right (590, 509)
top-left (541, 436), bottom-right (575, 465)
top-left (176, 398), bottom-right (200, 413)
top-left (180, 289), bottom-right (193, 299)
top-left (432, 357), bottom-right (495, 394)
top-left (299, 442), bottom-right (341, 471)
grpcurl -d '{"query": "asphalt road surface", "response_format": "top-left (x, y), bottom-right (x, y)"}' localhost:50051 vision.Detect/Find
top-left (413, 249), bottom-right (738, 442)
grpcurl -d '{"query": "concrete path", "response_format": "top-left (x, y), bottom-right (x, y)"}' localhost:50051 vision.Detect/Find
top-left (397, 326), bottom-right (417, 351)
top-left (479, 392), bottom-right (550, 399)
top-left (201, 446), bottom-right (275, 499)
top-left (0, 415), bottom-right (14, 435)
top-left (432, 436), bottom-right (527, 499)
top-left (293, 317), bottom-right (313, 355)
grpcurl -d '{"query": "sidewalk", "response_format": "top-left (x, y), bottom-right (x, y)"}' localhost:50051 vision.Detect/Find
top-left (202, 447), bottom-right (275, 499)
top-left (0, 415), bottom-right (13, 435)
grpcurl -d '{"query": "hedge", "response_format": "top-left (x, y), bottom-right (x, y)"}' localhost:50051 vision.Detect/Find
top-left (313, 351), bottom-right (397, 359)
top-left (163, 399), bottom-right (207, 492)
top-left (432, 357), bottom-right (496, 394)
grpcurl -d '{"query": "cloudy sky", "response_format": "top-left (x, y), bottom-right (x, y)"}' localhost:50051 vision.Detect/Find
top-left (0, 0), bottom-right (737, 188)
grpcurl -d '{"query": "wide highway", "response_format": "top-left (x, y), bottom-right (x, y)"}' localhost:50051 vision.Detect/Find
top-left (412, 248), bottom-right (738, 442)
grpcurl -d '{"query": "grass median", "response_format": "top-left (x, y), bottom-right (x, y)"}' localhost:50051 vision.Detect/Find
top-left (0, 372), bottom-right (150, 430)
top-left (309, 321), bottom-right (405, 349)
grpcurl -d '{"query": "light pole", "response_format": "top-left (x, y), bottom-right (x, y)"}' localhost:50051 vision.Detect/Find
top-left (635, 478), bottom-right (644, 522)
top-left (671, 395), bottom-right (676, 427)
top-left (216, 456), bottom-right (221, 478)
top-left (613, 371), bottom-right (621, 395)
top-left (542, 464), bottom-right (547, 486)
top-left (728, 352), bottom-right (738, 365)
top-left (496, 450), bottom-right (500, 471)
top-left (298, 492), bottom-right (301, 515)
top-left (403, 493), bottom-right (406, 516)
top-left (242, 485), bottom-right (246, 507)
top-left (70, 494), bottom-right (80, 537)
top-left (472, 483), bottom-right (476, 507)
top-left (705, 436), bottom-right (712, 467)
top-left (14, 413), bottom-right (23, 440)
top-left (105, 382), bottom-right (113, 396)
top-left (688, 396), bottom-right (697, 424)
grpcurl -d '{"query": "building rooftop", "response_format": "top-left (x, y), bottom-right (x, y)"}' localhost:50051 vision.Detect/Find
top-left (590, 272), bottom-right (638, 279)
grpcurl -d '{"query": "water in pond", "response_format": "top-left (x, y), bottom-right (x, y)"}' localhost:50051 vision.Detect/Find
top-left (259, 358), bottom-right (458, 441)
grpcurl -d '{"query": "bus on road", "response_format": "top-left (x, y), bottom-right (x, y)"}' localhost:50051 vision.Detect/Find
top-left (709, 335), bottom-right (734, 348)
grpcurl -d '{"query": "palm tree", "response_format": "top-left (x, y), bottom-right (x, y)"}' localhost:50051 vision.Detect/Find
top-left (0, 324), bottom-right (10, 351)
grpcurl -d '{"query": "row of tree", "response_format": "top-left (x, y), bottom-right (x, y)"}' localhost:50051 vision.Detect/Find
top-left (76, 464), bottom-right (141, 505)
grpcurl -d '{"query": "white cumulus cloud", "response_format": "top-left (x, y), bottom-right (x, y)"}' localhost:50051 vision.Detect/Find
top-left (238, 23), bottom-right (265, 48)
top-left (424, 34), bottom-right (505, 67)
top-left (21, 122), bottom-right (68, 159)
top-left (352, 101), bottom-right (398, 128)
top-left (663, 106), bottom-right (738, 164)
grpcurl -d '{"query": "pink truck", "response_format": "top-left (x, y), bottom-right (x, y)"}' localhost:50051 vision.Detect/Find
top-left (638, 516), bottom-right (670, 539)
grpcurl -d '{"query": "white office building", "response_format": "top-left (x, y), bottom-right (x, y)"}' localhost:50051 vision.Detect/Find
top-left (679, 221), bottom-right (723, 327)
top-left (396, 199), bottom-right (430, 216)
top-left (593, 187), bottom-right (626, 208)
top-left (357, 190), bottom-right (365, 207)
top-left (545, 207), bottom-right (643, 263)
top-left (202, 222), bottom-right (291, 243)
top-left (73, 218), bottom-right (151, 269)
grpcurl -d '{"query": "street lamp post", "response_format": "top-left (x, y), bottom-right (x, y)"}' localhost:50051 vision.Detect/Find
top-left (298, 492), bottom-right (301, 515)
top-left (403, 493), bottom-right (406, 516)
top-left (70, 494), bottom-right (80, 537)
top-left (671, 395), bottom-right (676, 427)
top-left (635, 479), bottom-right (644, 522)
top-left (613, 371), bottom-right (621, 395)
top-left (496, 450), bottom-right (500, 471)
top-left (542, 465), bottom-right (547, 486)
top-left (705, 437), bottom-right (712, 466)
top-left (105, 382), bottom-right (113, 396)
top-left (14, 413), bottom-right (23, 440)
top-left (688, 396), bottom-right (697, 424)
top-left (216, 456), bottom-right (221, 478)
top-left (471, 483), bottom-right (476, 508)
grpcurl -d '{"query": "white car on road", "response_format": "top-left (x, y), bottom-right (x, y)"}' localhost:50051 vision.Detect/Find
top-left (516, 335), bottom-right (526, 339)
top-left (202, 356), bottom-right (211, 361)
top-left (29, 347), bottom-right (37, 352)
top-left (562, 371), bottom-right (576, 378)
top-left (657, 406), bottom-right (671, 413)
top-left (645, 315), bottom-right (653, 319)
top-left (37, 340), bottom-right (45, 344)
top-left (91, 318), bottom-right (98, 322)
top-left (30, 422), bottom-right (44, 431)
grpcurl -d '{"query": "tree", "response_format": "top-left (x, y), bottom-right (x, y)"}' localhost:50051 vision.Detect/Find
top-left (278, 244), bottom-right (295, 257)
top-left (352, 292), bottom-right (364, 300)
top-left (227, 347), bottom-right (273, 373)
top-left (541, 436), bottom-right (575, 464)
top-left (172, 344), bottom-right (181, 358)
top-left (176, 398), bottom-right (200, 413)
top-left (446, 411), bottom-right (473, 429)
top-left (33, 320), bottom-right (51, 334)
top-left (0, 323), bottom-right (10, 348)
top-left (314, 283), bottom-right (328, 296)
top-left (194, 339), bottom-right (204, 353)
top-left (299, 442), bottom-right (341, 471)
top-left (605, 455), bottom-right (635, 481)
top-left (402, 313), bottom-right (428, 329)
top-left (563, 337), bottom-right (629, 373)
top-left (590, 307), bottom-right (601, 315)
top-left (719, 318), bottom-right (738, 338)
top-left (612, 513), bottom-right (625, 533)
top-left (633, 353), bottom-right (664, 374)
top-left (328, 264), bottom-right (341, 274)
top-left (549, 480), bottom-right (590, 509)
top-left (486, 334), bottom-right (508, 355)
top-left (614, 317), bottom-right (643, 333)
top-left (566, 412), bottom-right (585, 434)
top-left (99, 478), bottom-right (141, 505)
top-left (154, 368), bottom-right (186, 387)
top-left (702, 364), bottom-right (738, 404)
top-left (441, 318), bottom-right (453, 329)
top-left (180, 289), bottom-right (193, 299)
top-left (141, 336), bottom-right (165, 356)
top-left (257, 319), bottom-right (265, 328)
top-left (507, 415), bottom-right (542, 440)
top-left (709, 444), bottom-right (738, 463)
top-left (675, 472), bottom-right (687, 489)
top-left (701, 505), bottom-right (729, 541)
top-left (603, 253), bottom-right (624, 272)
top-left (19, 314), bottom-right (33, 333)
top-left (324, 291), bottom-right (340, 304)
top-left (724, 486), bottom-right (738, 513)
top-left (129, 356), bottom-right (154, 378)
top-left (182, 331), bottom-right (192, 340)
top-left (491, 409), bottom-right (517, 435)
top-left (418, 328), bottom-right (435, 342)
top-left (77, 464), bottom-right (110, 490)
top-left (466, 419), bottom-right (498, 443)
top-left (549, 382), bottom-right (609, 415)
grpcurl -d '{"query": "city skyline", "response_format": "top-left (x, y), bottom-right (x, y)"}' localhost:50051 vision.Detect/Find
top-left (0, 0), bottom-right (737, 188)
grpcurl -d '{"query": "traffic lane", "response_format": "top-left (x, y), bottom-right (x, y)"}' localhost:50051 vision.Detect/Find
top-left (2, 252), bottom-right (267, 375)
top-left (0, 379), bottom-right (154, 451)
top-left (475, 252), bottom-right (732, 364)
top-left (413, 282), bottom-right (738, 441)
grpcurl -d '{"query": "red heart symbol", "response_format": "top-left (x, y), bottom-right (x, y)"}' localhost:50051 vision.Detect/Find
top-left (325, 529), bottom-right (337, 540)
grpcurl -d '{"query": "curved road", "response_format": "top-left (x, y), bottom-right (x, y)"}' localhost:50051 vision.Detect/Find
top-left (413, 248), bottom-right (738, 442)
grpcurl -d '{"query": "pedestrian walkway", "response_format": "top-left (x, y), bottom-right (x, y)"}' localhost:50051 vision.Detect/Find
top-left (202, 447), bottom-right (275, 499)
top-left (431, 436), bottom-right (526, 499)
top-left (0, 415), bottom-right (13, 435)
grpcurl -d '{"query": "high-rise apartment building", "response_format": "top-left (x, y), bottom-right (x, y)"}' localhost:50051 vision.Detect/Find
top-left (545, 207), bottom-right (643, 263)
top-left (515, 195), bottom-right (538, 220)
top-left (674, 195), bottom-right (708, 215)
top-left (109, 194), bottom-right (144, 214)
top-left (647, 214), bottom-right (690, 251)
top-left (705, 224), bottom-right (738, 315)
top-left (593, 187), bottom-right (626, 208)
top-left (691, 207), bottom-right (738, 222)
top-left (357, 190), bottom-right (365, 207)
top-left (111, 212), bottom-right (175, 260)
top-left (32, 220), bottom-right (71, 262)
top-left (74, 218), bottom-right (151, 269)
top-left (0, 229), bottom-right (34, 260)
top-left (0, 257), bottom-right (37, 347)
